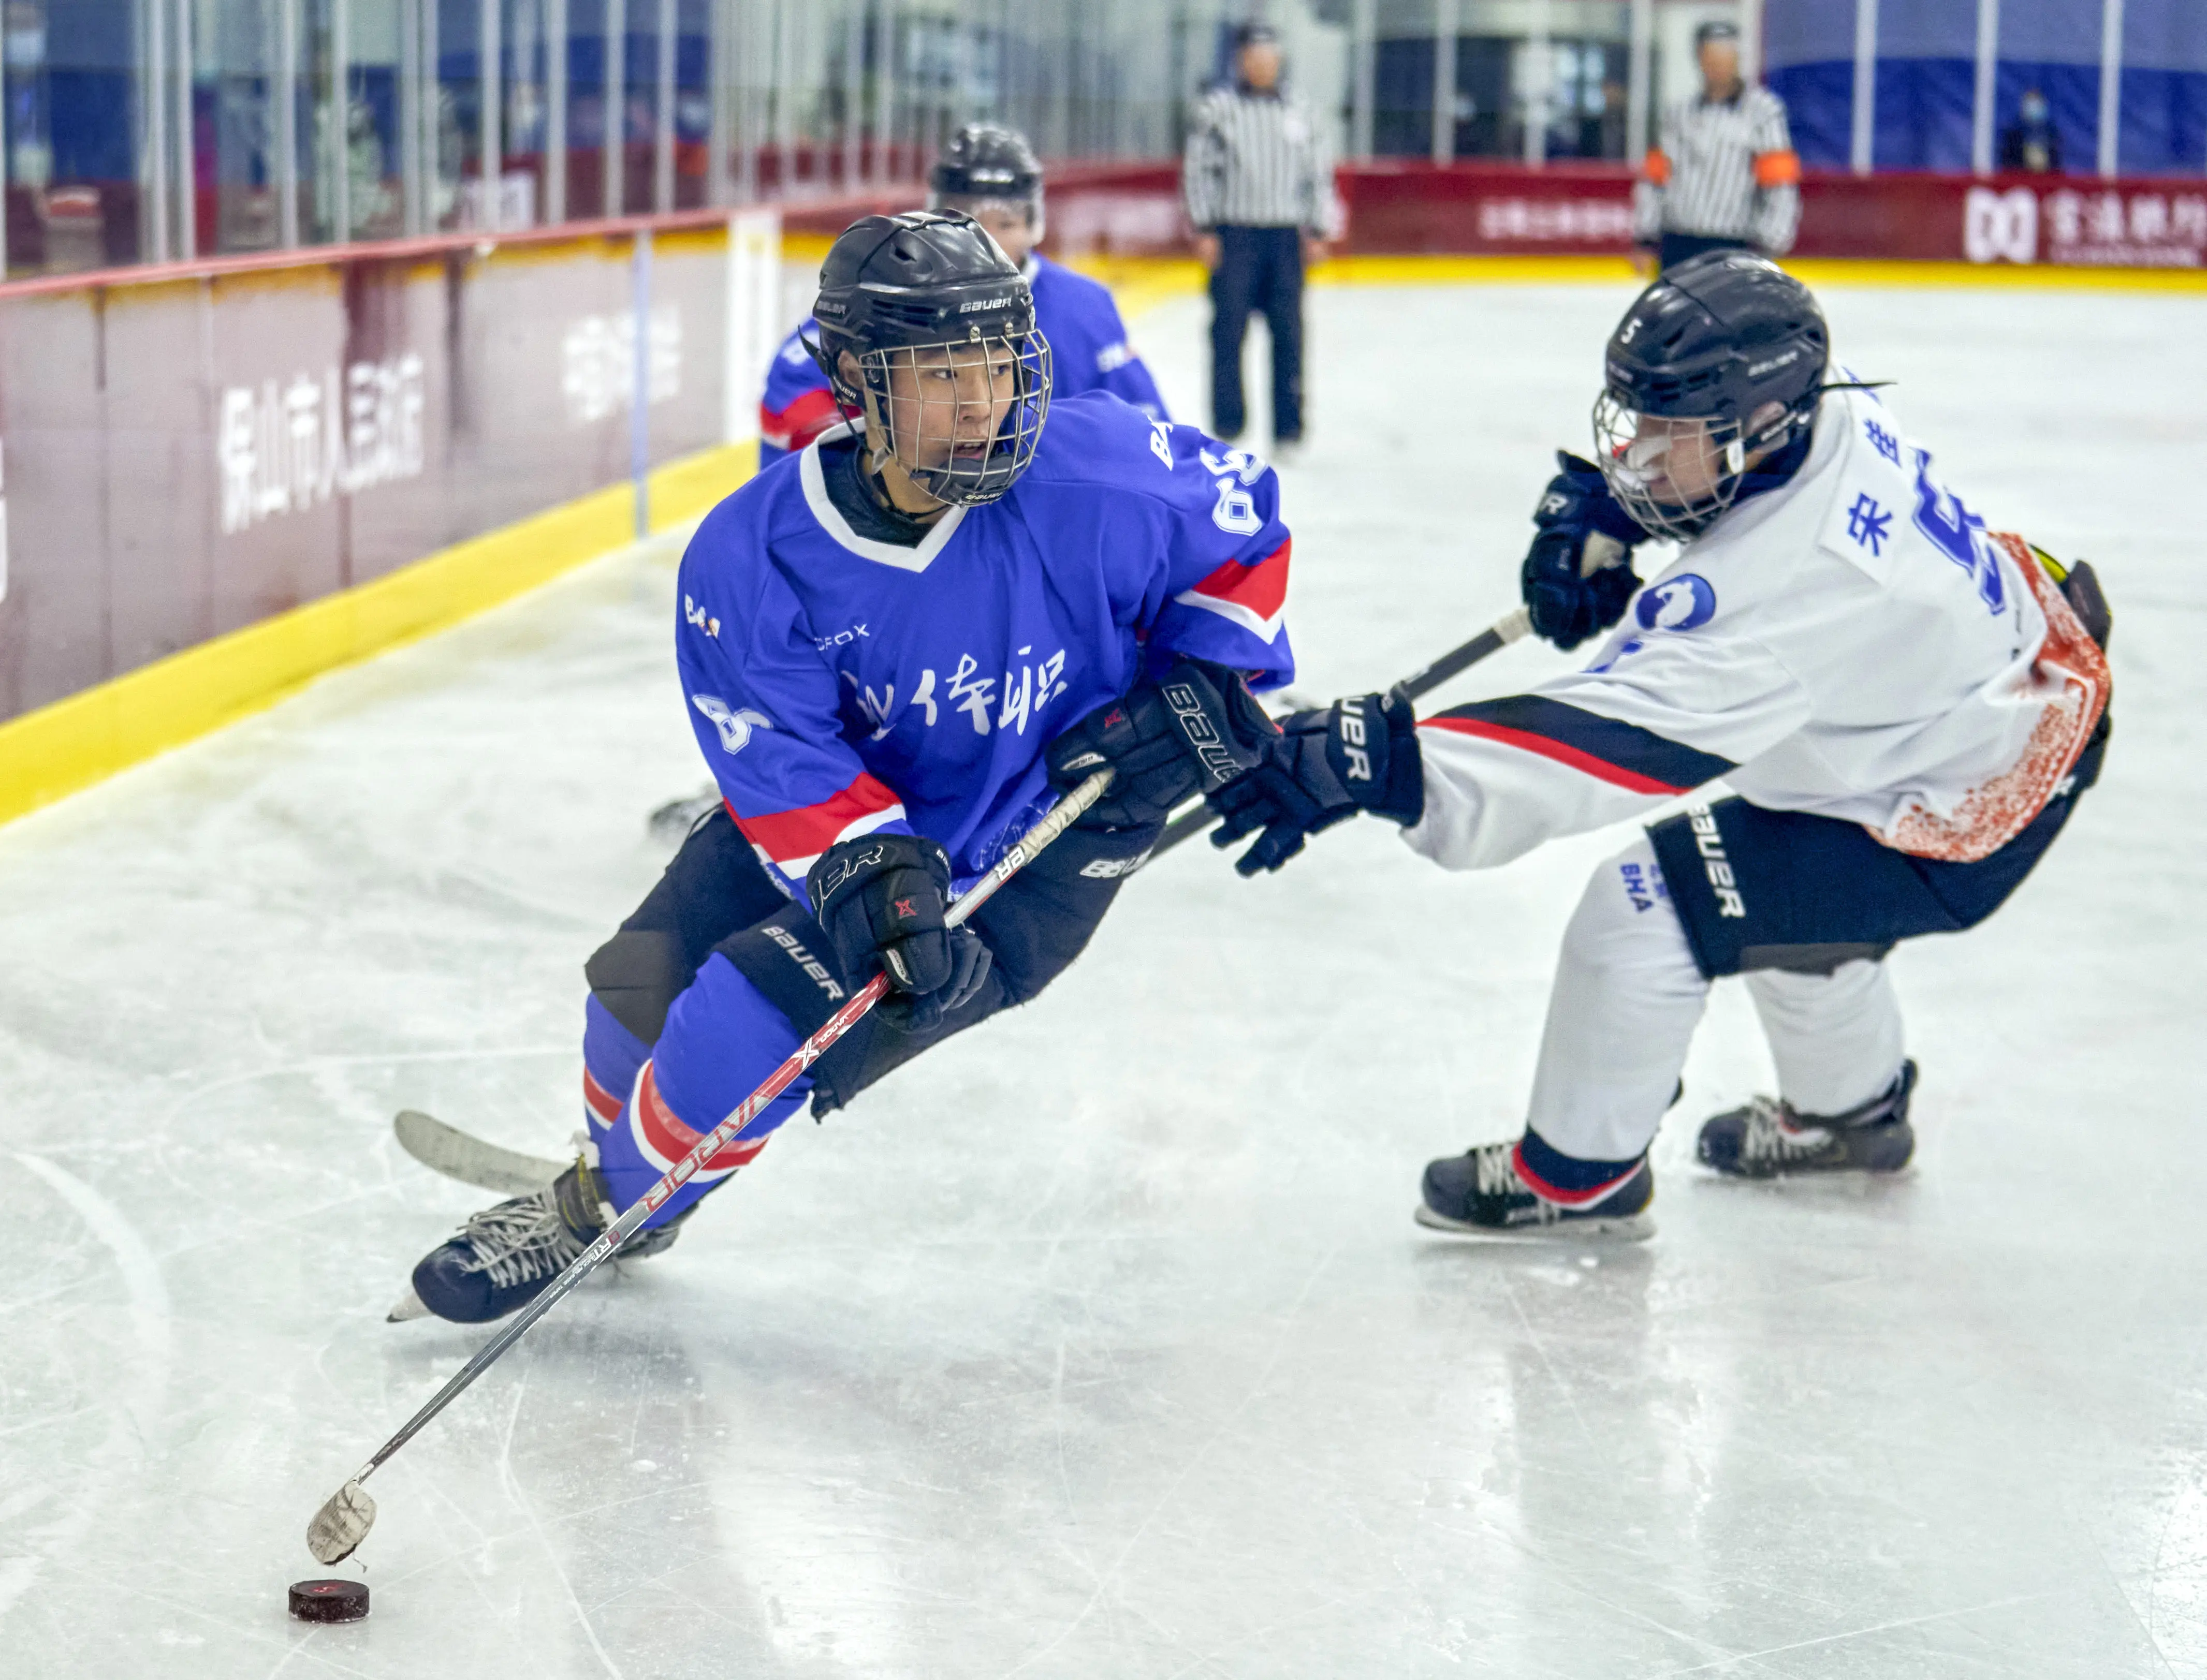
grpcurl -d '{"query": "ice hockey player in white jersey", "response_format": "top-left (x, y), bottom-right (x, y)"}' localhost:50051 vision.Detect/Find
top-left (1208, 251), bottom-right (2112, 1237)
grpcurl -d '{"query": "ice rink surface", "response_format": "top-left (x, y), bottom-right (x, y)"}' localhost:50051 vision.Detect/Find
top-left (4, 276), bottom-right (2205, 1678)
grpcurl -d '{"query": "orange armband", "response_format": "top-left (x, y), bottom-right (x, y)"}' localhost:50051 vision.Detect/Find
top-left (1753, 149), bottom-right (1801, 187)
top-left (1642, 148), bottom-right (1672, 185)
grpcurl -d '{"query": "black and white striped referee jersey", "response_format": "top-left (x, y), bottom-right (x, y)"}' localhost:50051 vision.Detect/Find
top-left (1181, 85), bottom-right (1332, 234)
top-left (1633, 85), bottom-right (1802, 254)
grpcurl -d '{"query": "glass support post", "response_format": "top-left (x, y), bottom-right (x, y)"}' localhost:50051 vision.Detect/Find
top-left (871, 1), bottom-right (891, 187)
top-left (399, 0), bottom-right (421, 232)
top-left (654, 0), bottom-right (674, 210)
top-left (2096, 0), bottom-right (2123, 180)
top-left (1850, 0), bottom-right (1878, 176)
top-left (1431, 0), bottom-right (1455, 164)
top-left (174, 0), bottom-right (196, 256)
top-left (707, 0), bottom-right (730, 205)
top-left (482, 0), bottom-right (503, 227)
top-left (842, 0), bottom-right (863, 188)
top-left (144, 0), bottom-right (171, 263)
top-left (1627, 0), bottom-right (1651, 170)
top-left (1971, 0), bottom-right (1999, 175)
top-left (547, 0), bottom-right (568, 219)
top-left (1524, 0), bottom-right (1550, 166)
top-left (1350, 0), bottom-right (1375, 159)
top-left (605, 0), bottom-right (625, 214)
top-left (738, 0), bottom-right (758, 202)
top-left (333, 0), bottom-right (353, 241)
top-left (280, 0), bottom-right (302, 246)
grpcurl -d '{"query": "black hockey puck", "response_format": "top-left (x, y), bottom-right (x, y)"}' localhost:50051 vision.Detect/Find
top-left (288, 1579), bottom-right (370, 1623)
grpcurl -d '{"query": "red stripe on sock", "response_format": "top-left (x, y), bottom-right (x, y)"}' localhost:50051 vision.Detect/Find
top-left (582, 1067), bottom-right (624, 1126)
top-left (634, 1060), bottom-right (767, 1176)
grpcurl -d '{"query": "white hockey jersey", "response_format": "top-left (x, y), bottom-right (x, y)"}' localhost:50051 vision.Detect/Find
top-left (1406, 385), bottom-right (2109, 873)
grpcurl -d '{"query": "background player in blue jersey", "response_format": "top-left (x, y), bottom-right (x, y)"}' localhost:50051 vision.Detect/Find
top-left (758, 123), bottom-right (1168, 465)
top-left (394, 212), bottom-right (1294, 1324)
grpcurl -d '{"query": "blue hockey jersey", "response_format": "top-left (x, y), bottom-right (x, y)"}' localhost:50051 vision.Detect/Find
top-left (758, 253), bottom-right (1169, 465)
top-left (679, 393), bottom-right (1294, 903)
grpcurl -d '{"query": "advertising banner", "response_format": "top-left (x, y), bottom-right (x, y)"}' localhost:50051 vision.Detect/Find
top-left (1031, 160), bottom-right (2207, 270)
top-left (0, 213), bottom-right (765, 729)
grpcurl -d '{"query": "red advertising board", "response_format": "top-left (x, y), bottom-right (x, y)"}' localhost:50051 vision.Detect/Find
top-left (1028, 158), bottom-right (2207, 271)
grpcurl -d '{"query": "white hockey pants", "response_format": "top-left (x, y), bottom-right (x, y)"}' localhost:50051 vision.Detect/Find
top-left (1525, 836), bottom-right (1907, 1164)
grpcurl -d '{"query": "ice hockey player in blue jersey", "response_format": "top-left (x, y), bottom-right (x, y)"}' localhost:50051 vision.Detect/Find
top-left (395, 210), bottom-right (1294, 1323)
top-left (1207, 252), bottom-right (2111, 1239)
top-left (758, 123), bottom-right (1167, 464)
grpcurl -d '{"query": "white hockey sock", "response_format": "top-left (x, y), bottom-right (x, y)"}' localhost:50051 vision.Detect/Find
top-left (1526, 837), bottom-right (1710, 1163)
top-left (1744, 960), bottom-right (1906, 1118)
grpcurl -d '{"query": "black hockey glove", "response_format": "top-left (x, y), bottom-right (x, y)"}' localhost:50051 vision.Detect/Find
top-left (1207, 687), bottom-right (1424, 876)
top-left (807, 834), bottom-right (992, 1031)
top-left (1045, 658), bottom-right (1279, 830)
top-left (1522, 450), bottom-right (1647, 651)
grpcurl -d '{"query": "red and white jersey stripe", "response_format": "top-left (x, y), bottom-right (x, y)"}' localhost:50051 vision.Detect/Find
top-left (1172, 538), bottom-right (1291, 644)
top-left (762, 387), bottom-right (844, 456)
top-left (729, 772), bottom-right (909, 891)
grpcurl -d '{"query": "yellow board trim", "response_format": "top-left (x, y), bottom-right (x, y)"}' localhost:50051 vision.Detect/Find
top-left (0, 439), bottom-right (755, 829)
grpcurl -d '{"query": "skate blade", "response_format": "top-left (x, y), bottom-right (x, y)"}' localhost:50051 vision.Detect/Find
top-left (1412, 1203), bottom-right (1655, 1242)
top-left (386, 1286), bottom-right (432, 1322)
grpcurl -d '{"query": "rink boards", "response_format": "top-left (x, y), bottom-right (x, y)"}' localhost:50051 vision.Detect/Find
top-left (0, 210), bottom-right (787, 823)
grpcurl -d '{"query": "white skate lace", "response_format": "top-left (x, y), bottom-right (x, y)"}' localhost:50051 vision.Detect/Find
top-left (458, 1191), bottom-right (589, 1289)
top-left (1471, 1142), bottom-right (1561, 1223)
top-left (1472, 1142), bottom-right (1523, 1195)
top-left (1738, 1097), bottom-right (1832, 1165)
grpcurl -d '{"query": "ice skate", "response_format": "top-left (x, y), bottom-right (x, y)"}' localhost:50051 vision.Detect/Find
top-left (1415, 1142), bottom-right (1655, 1240)
top-left (392, 1158), bottom-right (692, 1325)
top-left (1696, 1060), bottom-right (1918, 1180)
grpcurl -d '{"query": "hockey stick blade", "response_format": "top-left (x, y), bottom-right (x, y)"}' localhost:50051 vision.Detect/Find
top-left (304, 767), bottom-right (1116, 1565)
top-left (1147, 606), bottom-right (1534, 861)
top-left (305, 1479), bottom-right (375, 1567)
top-left (393, 1109), bottom-right (566, 1196)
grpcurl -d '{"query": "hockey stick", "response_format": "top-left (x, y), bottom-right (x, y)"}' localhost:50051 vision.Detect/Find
top-left (1146, 605), bottom-right (1536, 861)
top-left (305, 765), bottom-right (1118, 1566)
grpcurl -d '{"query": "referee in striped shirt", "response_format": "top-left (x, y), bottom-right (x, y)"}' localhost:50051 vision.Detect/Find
top-left (1634, 21), bottom-right (1801, 272)
top-left (1182, 23), bottom-right (1331, 453)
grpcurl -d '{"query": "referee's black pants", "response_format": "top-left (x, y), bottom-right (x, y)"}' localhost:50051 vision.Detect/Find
top-left (1657, 231), bottom-right (1757, 271)
top-left (1208, 225), bottom-right (1304, 444)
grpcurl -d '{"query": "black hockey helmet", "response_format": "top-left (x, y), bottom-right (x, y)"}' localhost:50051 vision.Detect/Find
top-left (810, 210), bottom-right (1053, 507)
top-left (927, 123), bottom-right (1045, 241)
top-left (1592, 250), bottom-right (1830, 541)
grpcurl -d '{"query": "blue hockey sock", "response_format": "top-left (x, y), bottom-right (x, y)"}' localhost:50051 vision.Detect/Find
top-left (1515, 1126), bottom-right (1646, 1207)
top-left (581, 994), bottom-right (650, 1132)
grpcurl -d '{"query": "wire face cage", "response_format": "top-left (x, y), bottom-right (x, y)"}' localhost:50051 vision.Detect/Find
top-left (856, 328), bottom-right (1053, 507)
top-left (1591, 389), bottom-right (1750, 543)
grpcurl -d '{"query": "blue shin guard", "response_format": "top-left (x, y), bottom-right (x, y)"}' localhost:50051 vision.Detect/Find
top-left (590, 954), bottom-right (814, 1231)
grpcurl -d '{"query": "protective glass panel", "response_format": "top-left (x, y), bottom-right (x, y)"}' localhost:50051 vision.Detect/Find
top-left (2, 0), bottom-right (154, 274)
